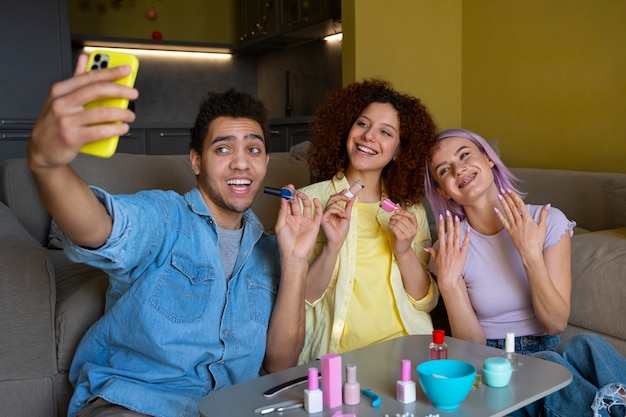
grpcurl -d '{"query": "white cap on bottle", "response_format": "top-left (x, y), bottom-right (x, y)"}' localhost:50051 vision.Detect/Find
top-left (505, 332), bottom-right (515, 353)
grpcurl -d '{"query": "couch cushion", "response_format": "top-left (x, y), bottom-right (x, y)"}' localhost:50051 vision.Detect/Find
top-left (569, 228), bottom-right (626, 341)
top-left (0, 158), bottom-right (51, 247)
top-left (511, 168), bottom-right (626, 232)
top-left (0, 203), bottom-right (56, 380)
top-left (50, 250), bottom-right (108, 373)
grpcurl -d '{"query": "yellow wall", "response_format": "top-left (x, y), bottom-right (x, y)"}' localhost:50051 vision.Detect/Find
top-left (69, 0), bottom-right (239, 44)
top-left (342, 0), bottom-right (463, 130)
top-left (346, 0), bottom-right (626, 173)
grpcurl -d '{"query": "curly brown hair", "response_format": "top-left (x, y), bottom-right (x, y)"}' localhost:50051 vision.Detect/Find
top-left (308, 79), bottom-right (437, 207)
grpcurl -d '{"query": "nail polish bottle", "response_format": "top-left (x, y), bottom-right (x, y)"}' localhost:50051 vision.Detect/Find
top-left (429, 329), bottom-right (448, 360)
top-left (380, 198), bottom-right (398, 213)
top-left (344, 180), bottom-right (364, 198)
top-left (396, 359), bottom-right (416, 404)
top-left (304, 367), bottom-right (323, 413)
top-left (501, 331), bottom-right (518, 371)
top-left (343, 364), bottom-right (360, 405)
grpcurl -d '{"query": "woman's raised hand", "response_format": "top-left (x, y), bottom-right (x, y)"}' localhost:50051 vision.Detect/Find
top-left (319, 190), bottom-right (355, 249)
top-left (425, 211), bottom-right (470, 293)
top-left (495, 189), bottom-right (549, 260)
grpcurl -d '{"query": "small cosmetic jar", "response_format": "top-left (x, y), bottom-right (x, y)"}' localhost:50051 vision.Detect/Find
top-left (482, 357), bottom-right (512, 388)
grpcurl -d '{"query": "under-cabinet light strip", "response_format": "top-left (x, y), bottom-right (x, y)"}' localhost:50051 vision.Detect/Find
top-left (83, 47), bottom-right (232, 60)
top-left (323, 33), bottom-right (343, 42)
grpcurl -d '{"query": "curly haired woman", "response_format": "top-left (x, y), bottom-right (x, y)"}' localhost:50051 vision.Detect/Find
top-left (297, 79), bottom-right (439, 364)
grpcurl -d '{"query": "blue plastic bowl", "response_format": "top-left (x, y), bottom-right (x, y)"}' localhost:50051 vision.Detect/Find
top-left (416, 359), bottom-right (476, 410)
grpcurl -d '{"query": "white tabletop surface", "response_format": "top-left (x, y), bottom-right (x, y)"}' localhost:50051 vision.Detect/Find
top-left (198, 334), bottom-right (572, 417)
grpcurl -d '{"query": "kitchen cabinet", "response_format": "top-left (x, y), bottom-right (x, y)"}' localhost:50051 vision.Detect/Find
top-left (0, 122), bottom-right (32, 163)
top-left (146, 128), bottom-right (191, 155)
top-left (0, 0), bottom-right (72, 164)
top-left (238, 0), bottom-right (340, 53)
top-left (117, 129), bottom-right (147, 155)
top-left (269, 117), bottom-right (313, 153)
top-left (279, 0), bottom-right (325, 33)
top-left (240, 0), bottom-right (278, 45)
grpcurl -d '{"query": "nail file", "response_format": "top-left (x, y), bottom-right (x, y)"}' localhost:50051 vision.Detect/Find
top-left (262, 372), bottom-right (321, 398)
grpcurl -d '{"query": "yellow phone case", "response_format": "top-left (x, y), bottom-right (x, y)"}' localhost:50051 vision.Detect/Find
top-left (80, 50), bottom-right (139, 158)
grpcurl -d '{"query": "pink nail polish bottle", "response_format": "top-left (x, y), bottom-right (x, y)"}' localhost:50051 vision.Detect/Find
top-left (343, 364), bottom-right (360, 405)
top-left (396, 359), bottom-right (416, 404)
top-left (380, 198), bottom-right (397, 213)
top-left (304, 367), bottom-right (323, 413)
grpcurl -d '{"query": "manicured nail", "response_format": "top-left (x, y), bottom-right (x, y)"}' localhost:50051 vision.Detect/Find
top-left (545, 203), bottom-right (551, 210)
top-left (494, 207), bottom-right (500, 214)
top-left (439, 213), bottom-right (444, 221)
top-left (454, 215), bottom-right (460, 222)
top-left (498, 194), bottom-right (503, 201)
top-left (446, 210), bottom-right (451, 217)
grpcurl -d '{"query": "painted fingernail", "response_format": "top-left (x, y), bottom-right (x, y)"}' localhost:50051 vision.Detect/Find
top-left (454, 215), bottom-right (460, 222)
top-left (446, 210), bottom-right (451, 217)
top-left (545, 203), bottom-right (551, 210)
top-left (498, 194), bottom-right (503, 201)
top-left (439, 213), bottom-right (444, 221)
top-left (494, 207), bottom-right (500, 214)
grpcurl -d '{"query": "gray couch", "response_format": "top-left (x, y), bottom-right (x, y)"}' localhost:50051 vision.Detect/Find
top-left (1, 146), bottom-right (625, 417)
top-left (0, 151), bottom-right (311, 417)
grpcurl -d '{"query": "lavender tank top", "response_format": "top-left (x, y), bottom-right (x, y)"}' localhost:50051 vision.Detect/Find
top-left (429, 205), bottom-right (576, 339)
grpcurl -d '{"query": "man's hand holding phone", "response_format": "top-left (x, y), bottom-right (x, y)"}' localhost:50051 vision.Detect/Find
top-left (80, 50), bottom-right (140, 158)
top-left (29, 51), bottom-right (139, 169)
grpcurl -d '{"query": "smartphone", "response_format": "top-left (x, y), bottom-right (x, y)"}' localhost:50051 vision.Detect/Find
top-left (80, 49), bottom-right (139, 158)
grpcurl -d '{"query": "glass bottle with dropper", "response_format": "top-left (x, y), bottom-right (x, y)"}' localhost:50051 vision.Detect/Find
top-left (501, 331), bottom-right (519, 371)
top-left (429, 329), bottom-right (448, 360)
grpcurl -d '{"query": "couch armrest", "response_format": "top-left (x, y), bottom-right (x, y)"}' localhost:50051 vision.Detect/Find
top-left (0, 202), bottom-right (57, 380)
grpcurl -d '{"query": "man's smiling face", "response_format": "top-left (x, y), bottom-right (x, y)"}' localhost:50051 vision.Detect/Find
top-left (191, 116), bottom-right (269, 229)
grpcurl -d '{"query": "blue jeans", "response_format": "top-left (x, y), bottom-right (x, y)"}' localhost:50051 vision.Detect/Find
top-left (510, 334), bottom-right (626, 417)
top-left (487, 334), bottom-right (560, 354)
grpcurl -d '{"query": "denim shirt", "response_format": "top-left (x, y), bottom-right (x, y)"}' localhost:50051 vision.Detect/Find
top-left (64, 187), bottom-right (280, 417)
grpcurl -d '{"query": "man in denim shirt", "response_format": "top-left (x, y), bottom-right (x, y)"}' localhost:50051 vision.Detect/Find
top-left (28, 54), bottom-right (323, 417)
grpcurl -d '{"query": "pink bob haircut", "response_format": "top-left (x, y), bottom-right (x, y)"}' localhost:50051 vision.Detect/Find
top-left (424, 128), bottom-right (525, 221)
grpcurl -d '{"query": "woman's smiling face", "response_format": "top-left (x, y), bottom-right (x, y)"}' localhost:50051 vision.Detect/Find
top-left (346, 102), bottom-right (401, 173)
top-left (429, 136), bottom-right (495, 204)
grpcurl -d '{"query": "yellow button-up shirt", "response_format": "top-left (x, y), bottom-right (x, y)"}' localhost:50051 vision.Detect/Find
top-left (298, 175), bottom-right (439, 364)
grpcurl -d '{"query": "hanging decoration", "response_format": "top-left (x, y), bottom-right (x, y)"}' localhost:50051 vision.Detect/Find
top-left (145, 0), bottom-right (163, 40)
top-left (240, 1), bottom-right (272, 42)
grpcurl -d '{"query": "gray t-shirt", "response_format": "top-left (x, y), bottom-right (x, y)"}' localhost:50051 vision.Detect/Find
top-left (217, 225), bottom-right (244, 280)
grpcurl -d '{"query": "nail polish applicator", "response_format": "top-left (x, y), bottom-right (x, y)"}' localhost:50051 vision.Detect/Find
top-left (264, 186), bottom-right (294, 201)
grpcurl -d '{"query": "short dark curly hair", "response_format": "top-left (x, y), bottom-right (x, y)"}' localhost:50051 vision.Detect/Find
top-left (308, 79), bottom-right (437, 207)
top-left (190, 89), bottom-right (270, 154)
